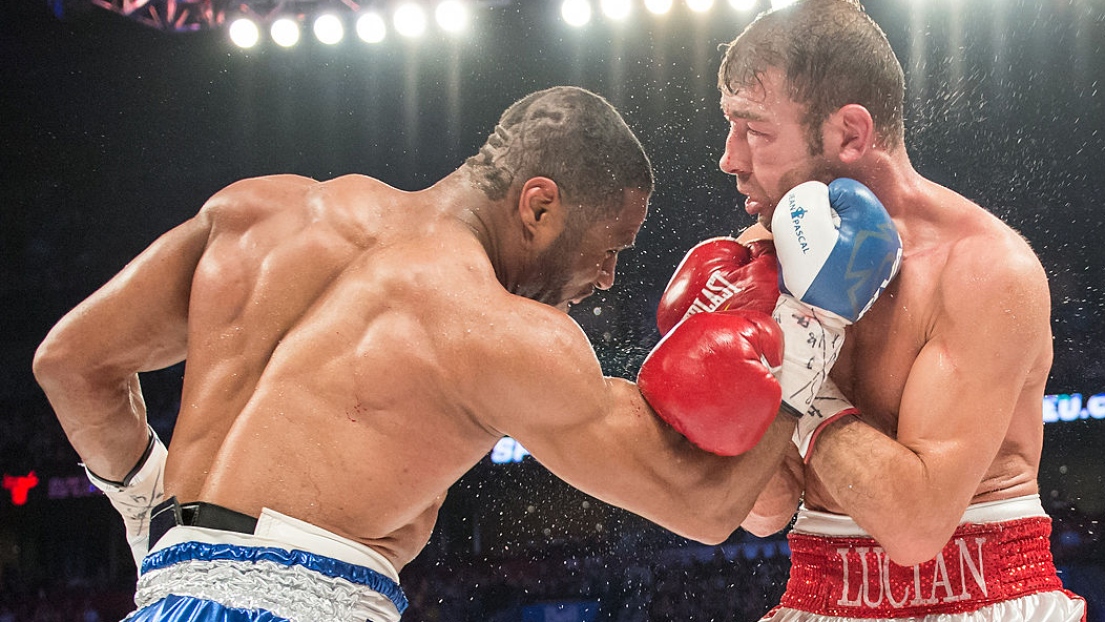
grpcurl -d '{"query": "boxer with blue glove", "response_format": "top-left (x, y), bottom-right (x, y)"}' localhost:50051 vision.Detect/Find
top-left (718, 4), bottom-right (1083, 618)
top-left (771, 178), bottom-right (901, 461)
top-left (651, 178), bottom-right (900, 461)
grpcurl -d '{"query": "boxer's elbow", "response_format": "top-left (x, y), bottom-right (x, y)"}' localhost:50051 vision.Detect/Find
top-left (33, 330), bottom-right (107, 398)
top-left (674, 520), bottom-right (736, 546)
top-left (33, 333), bottom-right (72, 394)
top-left (882, 541), bottom-right (944, 567)
top-left (672, 501), bottom-right (752, 545)
top-left (741, 510), bottom-right (793, 538)
top-left (875, 522), bottom-right (957, 567)
top-left (643, 503), bottom-right (736, 545)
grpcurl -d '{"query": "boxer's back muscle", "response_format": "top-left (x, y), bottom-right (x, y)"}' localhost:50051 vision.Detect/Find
top-left (163, 174), bottom-right (503, 567)
top-left (166, 175), bottom-right (366, 496)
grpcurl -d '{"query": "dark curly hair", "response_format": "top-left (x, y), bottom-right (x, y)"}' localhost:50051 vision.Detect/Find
top-left (464, 86), bottom-right (654, 220)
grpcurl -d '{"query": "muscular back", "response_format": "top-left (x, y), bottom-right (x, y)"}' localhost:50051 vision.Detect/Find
top-left (165, 174), bottom-right (506, 567)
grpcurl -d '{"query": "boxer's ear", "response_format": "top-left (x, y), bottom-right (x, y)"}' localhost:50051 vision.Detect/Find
top-left (518, 176), bottom-right (566, 250)
top-left (824, 104), bottom-right (874, 164)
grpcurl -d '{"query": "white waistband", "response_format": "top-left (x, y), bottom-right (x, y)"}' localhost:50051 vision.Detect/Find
top-left (792, 494), bottom-right (1047, 537)
top-left (149, 506), bottom-right (400, 583)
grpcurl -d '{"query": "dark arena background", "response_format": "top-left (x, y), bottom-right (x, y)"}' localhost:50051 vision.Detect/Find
top-left (2, 0), bottom-right (1104, 619)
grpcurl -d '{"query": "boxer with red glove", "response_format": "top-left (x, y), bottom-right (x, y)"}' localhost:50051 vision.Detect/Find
top-left (655, 237), bottom-right (779, 335)
top-left (638, 234), bottom-right (787, 456)
top-left (645, 178), bottom-right (900, 461)
top-left (637, 308), bottom-right (784, 456)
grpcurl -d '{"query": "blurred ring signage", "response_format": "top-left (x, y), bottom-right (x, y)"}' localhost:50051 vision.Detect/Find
top-left (1043, 393), bottom-right (1105, 423)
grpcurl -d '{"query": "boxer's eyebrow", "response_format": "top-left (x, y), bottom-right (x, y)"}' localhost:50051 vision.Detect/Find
top-left (723, 105), bottom-right (767, 123)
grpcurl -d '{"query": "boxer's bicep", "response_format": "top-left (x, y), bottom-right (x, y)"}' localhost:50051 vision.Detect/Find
top-left (511, 362), bottom-right (789, 542)
top-left (490, 323), bottom-right (695, 494)
top-left (573, 383), bottom-right (794, 542)
top-left (808, 241), bottom-right (1050, 564)
top-left (890, 245), bottom-right (1050, 530)
top-left (476, 301), bottom-right (790, 542)
top-left (899, 244), bottom-right (1049, 472)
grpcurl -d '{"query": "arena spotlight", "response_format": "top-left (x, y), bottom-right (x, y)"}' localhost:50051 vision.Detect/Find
top-left (600, 0), bottom-right (631, 20)
top-left (356, 11), bottom-right (387, 43)
top-left (686, 0), bottom-right (715, 12)
top-left (394, 2), bottom-right (428, 38)
top-left (313, 13), bottom-right (344, 44)
top-left (561, 0), bottom-right (591, 26)
top-left (228, 17), bottom-right (260, 48)
top-left (644, 0), bottom-right (673, 14)
top-left (435, 0), bottom-right (469, 34)
top-left (270, 17), bottom-right (300, 47)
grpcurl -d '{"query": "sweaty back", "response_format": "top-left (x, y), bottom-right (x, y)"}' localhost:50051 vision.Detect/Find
top-left (165, 174), bottom-right (506, 567)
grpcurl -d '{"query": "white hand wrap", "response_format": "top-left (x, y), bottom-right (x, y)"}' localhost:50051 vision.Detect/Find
top-left (794, 377), bottom-right (859, 462)
top-left (83, 426), bottom-right (167, 569)
top-left (773, 295), bottom-right (847, 417)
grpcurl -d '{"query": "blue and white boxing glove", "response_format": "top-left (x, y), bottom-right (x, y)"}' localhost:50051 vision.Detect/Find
top-left (771, 179), bottom-right (901, 455)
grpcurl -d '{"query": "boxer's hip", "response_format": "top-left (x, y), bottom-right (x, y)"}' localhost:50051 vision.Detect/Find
top-left (129, 502), bottom-right (407, 622)
top-left (771, 495), bottom-right (1085, 620)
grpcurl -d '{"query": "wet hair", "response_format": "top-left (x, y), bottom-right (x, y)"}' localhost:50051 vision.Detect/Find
top-left (464, 86), bottom-right (654, 220)
top-left (718, 0), bottom-right (905, 152)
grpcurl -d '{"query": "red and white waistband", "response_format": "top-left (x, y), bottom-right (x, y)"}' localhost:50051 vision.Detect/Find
top-left (779, 495), bottom-right (1076, 618)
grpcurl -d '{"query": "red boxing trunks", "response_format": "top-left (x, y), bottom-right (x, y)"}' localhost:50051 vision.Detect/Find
top-left (766, 496), bottom-right (1086, 621)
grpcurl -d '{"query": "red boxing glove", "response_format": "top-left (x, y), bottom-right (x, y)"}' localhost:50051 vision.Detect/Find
top-left (656, 237), bottom-right (779, 336)
top-left (637, 309), bottom-right (784, 456)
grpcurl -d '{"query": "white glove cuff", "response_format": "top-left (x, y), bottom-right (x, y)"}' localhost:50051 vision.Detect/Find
top-left (84, 426), bottom-right (168, 569)
top-left (793, 378), bottom-right (858, 463)
top-left (773, 294), bottom-right (848, 416)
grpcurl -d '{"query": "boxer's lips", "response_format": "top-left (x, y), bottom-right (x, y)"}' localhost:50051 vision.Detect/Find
top-left (743, 196), bottom-right (766, 216)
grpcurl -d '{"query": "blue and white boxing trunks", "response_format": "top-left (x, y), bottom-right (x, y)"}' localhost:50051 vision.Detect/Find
top-left (125, 507), bottom-right (407, 622)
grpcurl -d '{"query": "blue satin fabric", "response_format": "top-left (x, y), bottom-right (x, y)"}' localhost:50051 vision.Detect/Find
top-left (140, 541), bottom-right (408, 614)
top-left (126, 594), bottom-right (291, 622)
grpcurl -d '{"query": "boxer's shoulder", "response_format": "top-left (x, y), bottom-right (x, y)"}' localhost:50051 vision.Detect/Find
top-left (940, 213), bottom-right (1047, 303)
top-left (195, 175), bottom-right (318, 234)
top-left (207, 174), bottom-right (318, 204)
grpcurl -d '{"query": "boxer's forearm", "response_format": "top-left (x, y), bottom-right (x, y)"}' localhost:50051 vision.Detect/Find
top-left (35, 356), bottom-right (152, 480)
top-left (633, 412), bottom-right (794, 544)
top-left (807, 416), bottom-right (964, 565)
top-left (524, 378), bottom-right (793, 545)
top-left (713, 414), bottom-right (795, 532)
